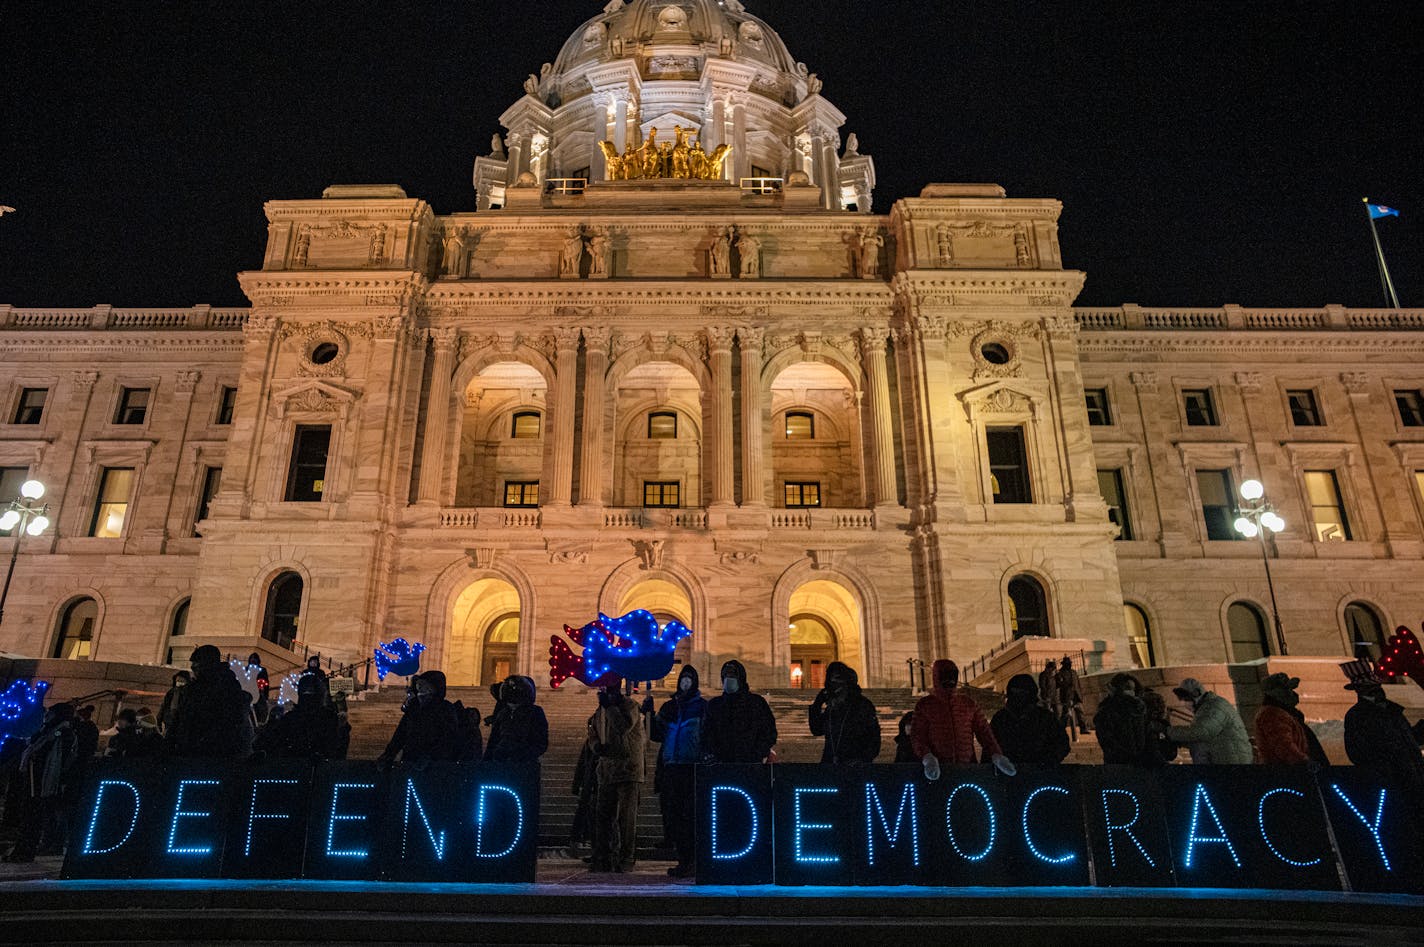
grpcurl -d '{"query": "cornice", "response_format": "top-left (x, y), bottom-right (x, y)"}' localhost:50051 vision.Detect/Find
top-left (1078, 334), bottom-right (1424, 356)
top-left (263, 199), bottom-right (433, 222)
top-left (237, 270), bottom-right (429, 307)
top-left (423, 280), bottom-right (895, 309)
top-left (0, 336), bottom-right (244, 356)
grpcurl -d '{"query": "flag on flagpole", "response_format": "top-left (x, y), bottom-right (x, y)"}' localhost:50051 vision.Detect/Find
top-left (1368, 203), bottom-right (1401, 220)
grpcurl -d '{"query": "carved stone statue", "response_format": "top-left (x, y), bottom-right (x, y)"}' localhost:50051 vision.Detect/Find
top-left (587, 227), bottom-right (611, 279)
top-left (806, 73), bottom-right (823, 96)
top-left (844, 133), bottom-right (860, 157)
top-left (639, 128), bottom-right (662, 179)
top-left (689, 140), bottom-right (709, 179)
top-left (604, 0), bottom-right (625, 13)
top-left (559, 226), bottom-right (585, 279)
top-left (1014, 231), bottom-right (1031, 267)
top-left (491, 134), bottom-right (506, 158)
top-left (935, 224), bottom-right (955, 265)
top-left (709, 226), bottom-right (733, 278)
top-left (523, 74), bottom-right (540, 97)
top-left (442, 229), bottom-right (466, 276)
top-left (736, 231), bottom-right (761, 278)
top-left (670, 126), bottom-right (692, 179)
top-left (599, 141), bottom-right (626, 180)
top-left (849, 227), bottom-right (883, 279)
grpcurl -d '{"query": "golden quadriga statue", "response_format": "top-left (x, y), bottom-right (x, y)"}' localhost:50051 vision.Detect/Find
top-left (599, 125), bottom-right (732, 182)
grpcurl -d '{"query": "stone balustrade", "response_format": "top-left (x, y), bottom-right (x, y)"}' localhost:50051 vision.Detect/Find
top-left (1076, 304), bottom-right (1424, 332)
top-left (0, 305), bottom-right (249, 330)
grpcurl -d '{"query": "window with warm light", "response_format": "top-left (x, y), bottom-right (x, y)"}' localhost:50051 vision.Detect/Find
top-left (89, 467), bottom-right (135, 538)
top-left (1303, 470), bottom-right (1351, 541)
top-left (511, 412), bottom-right (541, 439)
top-left (785, 411), bottom-right (814, 439)
top-left (644, 481), bottom-right (680, 507)
top-left (648, 412), bottom-right (678, 439)
top-left (503, 481), bottom-right (540, 507)
top-left (784, 482), bottom-right (821, 508)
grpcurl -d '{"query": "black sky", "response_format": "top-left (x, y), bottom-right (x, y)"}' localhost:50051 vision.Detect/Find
top-left (1, 0), bottom-right (1419, 309)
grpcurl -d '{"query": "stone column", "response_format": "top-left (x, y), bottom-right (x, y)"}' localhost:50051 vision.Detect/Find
top-left (818, 135), bottom-right (840, 210)
top-left (709, 97), bottom-right (726, 154)
top-left (579, 327), bottom-right (611, 506)
top-left (547, 326), bottom-right (581, 506)
top-left (505, 132), bottom-right (526, 183)
top-left (707, 326), bottom-right (737, 507)
top-left (732, 98), bottom-right (748, 181)
top-left (858, 327), bottom-right (899, 507)
top-left (416, 328), bottom-right (459, 504)
top-left (738, 327), bottom-right (766, 506)
top-left (613, 96), bottom-right (629, 152)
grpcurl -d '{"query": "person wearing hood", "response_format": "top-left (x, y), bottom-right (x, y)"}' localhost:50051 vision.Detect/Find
top-left (703, 660), bottom-right (777, 764)
top-left (3, 703), bottom-right (80, 862)
top-left (910, 660), bottom-right (1014, 778)
top-left (1254, 672), bottom-right (1329, 765)
top-left (246, 652), bottom-right (271, 724)
top-left (893, 711), bottom-right (917, 763)
top-left (377, 671), bottom-right (464, 768)
top-left (591, 681), bottom-right (646, 873)
top-left (169, 645), bottom-right (252, 758)
top-left (646, 664), bottom-right (707, 877)
top-left (1166, 678), bottom-right (1252, 765)
top-left (299, 655), bottom-right (331, 706)
top-left (1056, 656), bottom-right (1089, 734)
top-left (991, 673), bottom-right (1069, 767)
top-left (1038, 659), bottom-right (1060, 717)
top-left (105, 709), bottom-right (162, 759)
top-left (1341, 659), bottom-right (1424, 794)
top-left (808, 662), bottom-right (881, 765)
top-left (1093, 673), bottom-right (1149, 765)
top-left (158, 670), bottom-right (190, 736)
top-left (483, 675), bottom-right (549, 763)
top-left (258, 673), bottom-right (343, 761)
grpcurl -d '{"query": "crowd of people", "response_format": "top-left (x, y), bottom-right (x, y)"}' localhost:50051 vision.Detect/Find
top-left (1, 645), bottom-right (1421, 876)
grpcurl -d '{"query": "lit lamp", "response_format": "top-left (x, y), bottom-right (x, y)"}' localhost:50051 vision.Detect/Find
top-left (1232, 478), bottom-right (1289, 656)
top-left (0, 480), bottom-right (50, 627)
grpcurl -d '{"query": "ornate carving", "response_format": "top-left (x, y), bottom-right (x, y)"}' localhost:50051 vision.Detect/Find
top-left (548, 543), bottom-right (590, 566)
top-left (174, 370), bottom-right (201, 394)
top-left (631, 538), bottom-right (665, 571)
top-left (559, 226), bottom-right (585, 279)
top-left (1014, 229), bottom-right (1032, 267)
top-left (587, 226), bottom-right (612, 279)
top-left (1340, 372), bottom-right (1371, 395)
top-left (581, 326), bottom-right (613, 353)
top-left (287, 388), bottom-right (340, 415)
top-left (466, 547), bottom-right (498, 570)
top-left (553, 326), bottom-right (582, 353)
top-left (857, 327), bottom-right (889, 357)
top-left (719, 550), bottom-right (760, 566)
top-left (458, 333), bottom-right (496, 364)
top-left (736, 231), bottom-right (762, 279)
top-left (368, 224), bottom-right (389, 264)
top-left (523, 332), bottom-right (557, 362)
top-left (704, 326), bottom-right (737, 355)
top-left (372, 312), bottom-right (409, 340)
top-left (826, 334), bottom-right (861, 363)
top-left (429, 326), bottom-right (460, 353)
top-left (737, 326), bottom-right (765, 355)
top-left (1130, 370), bottom-right (1160, 393)
top-left (970, 325), bottom-right (1024, 380)
top-left (849, 227), bottom-right (884, 280)
top-left (709, 227), bottom-right (733, 278)
top-left (71, 370), bottom-right (99, 390)
top-left (807, 547), bottom-right (845, 571)
top-left (243, 314), bottom-right (279, 339)
top-left (916, 313), bottom-right (947, 340)
top-left (612, 333), bottom-right (646, 360)
top-left (1233, 371), bottom-right (1264, 394)
top-left (1043, 314), bottom-right (1079, 339)
top-left (934, 224), bottom-right (955, 265)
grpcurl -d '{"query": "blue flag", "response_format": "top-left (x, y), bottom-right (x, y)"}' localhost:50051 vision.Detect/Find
top-left (1368, 203), bottom-right (1401, 220)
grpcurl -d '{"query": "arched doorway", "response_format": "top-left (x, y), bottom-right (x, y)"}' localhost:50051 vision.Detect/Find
top-left (53, 597), bottom-right (97, 659)
top-left (1227, 601), bottom-right (1270, 662)
top-left (619, 578), bottom-right (693, 688)
top-left (1124, 602), bottom-right (1155, 668)
top-left (450, 578), bottom-right (521, 686)
top-left (1344, 601), bottom-right (1387, 661)
top-left (785, 580), bottom-right (863, 688)
top-left (1007, 575), bottom-right (1050, 638)
top-left (261, 572), bottom-right (303, 650)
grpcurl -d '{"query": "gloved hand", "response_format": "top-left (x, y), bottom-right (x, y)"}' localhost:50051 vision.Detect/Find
top-left (641, 695), bottom-right (655, 715)
top-left (991, 753), bottom-right (1017, 777)
top-left (922, 752), bottom-right (941, 782)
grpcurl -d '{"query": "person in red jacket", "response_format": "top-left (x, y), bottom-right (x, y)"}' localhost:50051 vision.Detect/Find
top-left (910, 659), bottom-right (1016, 779)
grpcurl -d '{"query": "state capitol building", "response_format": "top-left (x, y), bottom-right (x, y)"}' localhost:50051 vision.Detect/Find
top-left (3, 0), bottom-right (1421, 694)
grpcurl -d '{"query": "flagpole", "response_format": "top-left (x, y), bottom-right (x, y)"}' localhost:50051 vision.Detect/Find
top-left (1364, 198), bottom-right (1401, 308)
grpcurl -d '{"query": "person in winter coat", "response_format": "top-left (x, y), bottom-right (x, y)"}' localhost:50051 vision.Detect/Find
top-left (377, 671), bottom-right (466, 768)
top-left (703, 660), bottom-right (777, 764)
top-left (3, 704), bottom-right (80, 862)
top-left (257, 674), bottom-right (343, 761)
top-left (911, 660), bottom-right (1013, 778)
top-left (1254, 672), bottom-right (1329, 766)
top-left (808, 662), bottom-right (881, 766)
top-left (299, 656), bottom-right (331, 706)
top-left (1094, 673), bottom-right (1149, 765)
top-left (566, 720), bottom-right (598, 858)
top-left (1140, 688), bottom-right (1178, 766)
top-left (169, 645), bottom-right (252, 758)
top-left (591, 683), bottom-right (645, 873)
top-left (991, 673), bottom-right (1069, 767)
top-left (72, 706), bottom-right (100, 764)
top-left (1341, 659), bottom-right (1424, 794)
top-left (483, 675), bottom-right (549, 763)
top-left (893, 712), bottom-right (917, 763)
top-left (157, 671), bottom-right (190, 736)
top-left (1166, 678), bottom-right (1252, 764)
top-left (1056, 656), bottom-right (1090, 734)
top-left (246, 653), bottom-right (272, 725)
top-left (105, 709), bottom-right (162, 759)
top-left (1038, 659), bottom-right (1060, 717)
top-left (646, 664), bottom-right (707, 877)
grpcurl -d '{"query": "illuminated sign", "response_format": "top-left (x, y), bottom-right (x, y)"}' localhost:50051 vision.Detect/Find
top-left (63, 760), bottom-right (538, 884)
top-left (696, 765), bottom-right (1422, 891)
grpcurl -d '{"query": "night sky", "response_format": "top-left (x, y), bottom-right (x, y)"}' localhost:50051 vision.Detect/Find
top-left (1, 0), bottom-right (1419, 309)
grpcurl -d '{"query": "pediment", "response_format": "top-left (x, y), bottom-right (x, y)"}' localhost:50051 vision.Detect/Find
top-left (273, 380), bottom-right (360, 419)
top-left (957, 380), bottom-right (1043, 420)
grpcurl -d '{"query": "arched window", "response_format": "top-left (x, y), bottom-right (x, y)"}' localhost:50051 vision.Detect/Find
top-left (261, 572), bottom-right (304, 650)
top-left (1124, 603), bottom-right (1155, 668)
top-left (165, 598), bottom-right (191, 665)
top-left (789, 614), bottom-right (838, 689)
top-left (511, 412), bottom-right (541, 439)
top-left (1007, 575), bottom-right (1049, 638)
top-left (53, 597), bottom-right (98, 660)
top-left (1344, 601), bottom-right (1388, 661)
top-left (481, 613), bottom-right (519, 685)
top-left (1227, 601), bottom-right (1270, 662)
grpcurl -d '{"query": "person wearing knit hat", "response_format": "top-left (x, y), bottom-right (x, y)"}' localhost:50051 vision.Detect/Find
top-left (1166, 678), bottom-right (1252, 764)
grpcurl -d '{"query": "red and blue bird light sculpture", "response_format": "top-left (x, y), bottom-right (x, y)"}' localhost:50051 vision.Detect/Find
top-left (548, 610), bottom-right (692, 688)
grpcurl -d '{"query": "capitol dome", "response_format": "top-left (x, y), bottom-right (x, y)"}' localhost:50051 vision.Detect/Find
top-left (473, 1), bottom-right (875, 212)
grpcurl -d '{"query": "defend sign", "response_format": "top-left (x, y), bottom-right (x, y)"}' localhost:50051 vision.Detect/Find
top-left (63, 760), bottom-right (538, 883)
top-left (697, 764), bottom-right (1422, 892)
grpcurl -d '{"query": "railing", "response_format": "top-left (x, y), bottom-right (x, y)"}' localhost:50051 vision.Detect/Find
top-left (602, 509), bottom-right (644, 529)
top-left (437, 506), bottom-right (880, 531)
top-left (545, 177), bottom-right (588, 196)
top-left (437, 508), bottom-right (540, 529)
top-left (0, 305), bottom-right (248, 330)
top-left (740, 177), bottom-right (784, 195)
top-left (1076, 305), bottom-right (1424, 333)
top-left (770, 510), bottom-right (811, 529)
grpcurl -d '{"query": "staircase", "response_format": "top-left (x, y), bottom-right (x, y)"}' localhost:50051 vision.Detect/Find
top-left (340, 683), bottom-right (1032, 858)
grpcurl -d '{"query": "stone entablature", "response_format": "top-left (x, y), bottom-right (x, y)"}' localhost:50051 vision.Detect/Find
top-left (1077, 304), bottom-right (1424, 332)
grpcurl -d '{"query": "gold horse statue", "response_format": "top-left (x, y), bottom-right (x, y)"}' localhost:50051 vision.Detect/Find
top-left (596, 125), bottom-right (731, 181)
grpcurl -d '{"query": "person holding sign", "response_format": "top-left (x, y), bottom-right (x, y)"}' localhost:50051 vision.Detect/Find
top-left (910, 660), bottom-right (1015, 779)
top-left (808, 662), bottom-right (881, 765)
top-left (1166, 678), bottom-right (1252, 765)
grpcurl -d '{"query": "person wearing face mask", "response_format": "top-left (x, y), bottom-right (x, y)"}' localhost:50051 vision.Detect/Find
top-left (893, 712), bottom-right (917, 763)
top-left (990, 673), bottom-right (1069, 768)
top-left (1342, 659), bottom-right (1424, 794)
top-left (1253, 672), bottom-right (1329, 766)
top-left (910, 660), bottom-right (1015, 779)
top-left (483, 675), bottom-right (549, 764)
top-left (808, 662), bottom-right (880, 765)
top-left (157, 670), bottom-right (191, 737)
top-left (376, 671), bottom-right (463, 769)
top-left (1093, 673), bottom-right (1149, 765)
top-left (703, 660), bottom-right (777, 765)
top-left (646, 665), bottom-right (707, 877)
top-left (1166, 678), bottom-right (1252, 765)
top-left (591, 681), bottom-right (645, 873)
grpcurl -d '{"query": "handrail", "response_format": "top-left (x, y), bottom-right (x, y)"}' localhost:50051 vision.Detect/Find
top-left (545, 177), bottom-right (588, 196)
top-left (739, 177), bottom-right (784, 195)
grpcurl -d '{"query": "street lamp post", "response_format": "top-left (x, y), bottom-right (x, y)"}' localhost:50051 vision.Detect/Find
top-left (0, 480), bottom-right (51, 627)
top-left (1232, 478), bottom-right (1288, 656)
